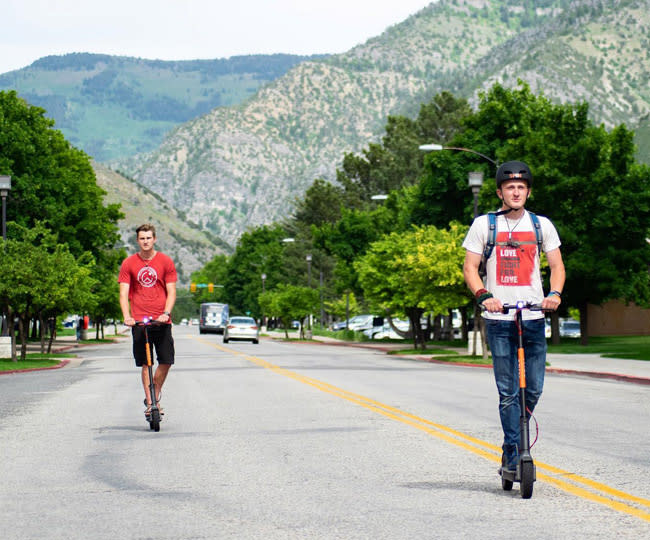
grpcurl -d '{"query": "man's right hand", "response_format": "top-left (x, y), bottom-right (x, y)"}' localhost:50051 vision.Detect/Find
top-left (124, 316), bottom-right (135, 326)
top-left (481, 296), bottom-right (504, 313)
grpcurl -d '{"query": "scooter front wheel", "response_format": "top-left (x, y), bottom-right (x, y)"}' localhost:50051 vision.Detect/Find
top-left (520, 461), bottom-right (535, 499)
top-left (149, 409), bottom-right (161, 432)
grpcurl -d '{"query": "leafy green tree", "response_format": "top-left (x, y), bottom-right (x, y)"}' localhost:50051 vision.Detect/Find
top-left (190, 254), bottom-right (229, 304)
top-left (336, 91), bottom-right (471, 209)
top-left (88, 248), bottom-right (126, 340)
top-left (0, 225), bottom-right (96, 360)
top-left (0, 90), bottom-right (123, 258)
top-left (259, 284), bottom-right (319, 339)
top-left (291, 178), bottom-right (345, 227)
top-left (354, 223), bottom-right (469, 349)
top-left (223, 225), bottom-right (290, 317)
top-left (314, 206), bottom-right (395, 299)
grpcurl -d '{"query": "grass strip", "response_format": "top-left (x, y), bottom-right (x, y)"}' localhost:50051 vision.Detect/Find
top-left (0, 353), bottom-right (72, 371)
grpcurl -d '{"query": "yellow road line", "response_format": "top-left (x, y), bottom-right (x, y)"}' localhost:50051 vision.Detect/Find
top-left (197, 338), bottom-right (650, 521)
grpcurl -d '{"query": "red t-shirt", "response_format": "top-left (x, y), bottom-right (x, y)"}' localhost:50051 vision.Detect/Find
top-left (118, 252), bottom-right (177, 321)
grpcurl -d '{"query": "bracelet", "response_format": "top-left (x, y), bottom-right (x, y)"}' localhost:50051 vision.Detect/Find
top-left (475, 288), bottom-right (488, 299)
top-left (477, 292), bottom-right (494, 304)
top-left (548, 290), bottom-right (562, 298)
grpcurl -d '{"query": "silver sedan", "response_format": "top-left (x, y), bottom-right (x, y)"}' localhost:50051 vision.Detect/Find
top-left (223, 316), bottom-right (259, 344)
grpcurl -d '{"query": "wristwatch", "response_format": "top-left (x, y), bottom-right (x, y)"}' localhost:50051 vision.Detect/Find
top-left (163, 311), bottom-right (170, 316)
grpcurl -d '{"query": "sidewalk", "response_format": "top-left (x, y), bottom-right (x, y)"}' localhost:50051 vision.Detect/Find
top-left (305, 334), bottom-right (650, 386)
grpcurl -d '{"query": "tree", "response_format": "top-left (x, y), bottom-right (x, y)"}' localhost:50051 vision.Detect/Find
top-left (223, 225), bottom-right (290, 317)
top-left (190, 254), bottom-right (229, 304)
top-left (0, 225), bottom-right (96, 360)
top-left (0, 90), bottom-right (123, 258)
top-left (336, 91), bottom-right (471, 209)
top-left (259, 284), bottom-right (319, 339)
top-left (354, 223), bottom-right (469, 349)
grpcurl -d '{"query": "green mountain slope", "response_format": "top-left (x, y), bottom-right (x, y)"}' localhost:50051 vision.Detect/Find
top-left (0, 53), bottom-right (323, 161)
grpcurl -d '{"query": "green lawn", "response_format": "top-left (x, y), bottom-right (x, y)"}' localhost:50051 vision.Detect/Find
top-left (0, 353), bottom-right (72, 371)
top-left (547, 336), bottom-right (650, 361)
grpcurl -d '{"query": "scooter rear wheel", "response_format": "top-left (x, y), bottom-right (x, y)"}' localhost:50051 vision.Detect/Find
top-left (520, 461), bottom-right (534, 499)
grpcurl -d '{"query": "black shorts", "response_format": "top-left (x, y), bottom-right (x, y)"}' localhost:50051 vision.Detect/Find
top-left (132, 324), bottom-right (175, 367)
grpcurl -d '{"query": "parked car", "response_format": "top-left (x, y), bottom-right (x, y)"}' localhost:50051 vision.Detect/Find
top-left (223, 316), bottom-right (259, 344)
top-left (332, 314), bottom-right (374, 331)
top-left (363, 319), bottom-right (409, 340)
top-left (559, 319), bottom-right (581, 338)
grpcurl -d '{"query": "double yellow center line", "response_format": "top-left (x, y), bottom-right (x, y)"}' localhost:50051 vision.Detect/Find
top-left (199, 338), bottom-right (650, 522)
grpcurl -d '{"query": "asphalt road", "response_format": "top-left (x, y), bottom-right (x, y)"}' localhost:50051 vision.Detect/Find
top-left (0, 326), bottom-right (648, 539)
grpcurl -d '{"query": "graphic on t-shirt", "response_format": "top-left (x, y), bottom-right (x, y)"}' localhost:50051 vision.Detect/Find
top-left (137, 266), bottom-right (158, 288)
top-left (495, 231), bottom-right (537, 286)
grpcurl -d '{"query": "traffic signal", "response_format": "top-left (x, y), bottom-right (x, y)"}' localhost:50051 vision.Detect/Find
top-left (190, 283), bottom-right (196, 292)
top-left (208, 283), bottom-right (214, 293)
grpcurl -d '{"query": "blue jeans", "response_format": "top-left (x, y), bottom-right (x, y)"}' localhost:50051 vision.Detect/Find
top-left (485, 318), bottom-right (547, 456)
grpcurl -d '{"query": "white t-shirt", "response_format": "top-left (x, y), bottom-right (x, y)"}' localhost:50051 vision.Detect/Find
top-left (463, 210), bottom-right (561, 321)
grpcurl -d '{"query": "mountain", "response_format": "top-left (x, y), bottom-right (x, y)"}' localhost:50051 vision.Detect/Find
top-left (0, 52), bottom-right (324, 161)
top-left (92, 162), bottom-right (230, 284)
top-left (114, 0), bottom-right (650, 246)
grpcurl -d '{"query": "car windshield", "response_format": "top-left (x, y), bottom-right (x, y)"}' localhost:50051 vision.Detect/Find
top-left (562, 321), bottom-right (580, 329)
top-left (230, 317), bottom-right (255, 325)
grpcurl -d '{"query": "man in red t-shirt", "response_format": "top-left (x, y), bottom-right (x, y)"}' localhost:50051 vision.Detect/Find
top-left (118, 224), bottom-right (177, 417)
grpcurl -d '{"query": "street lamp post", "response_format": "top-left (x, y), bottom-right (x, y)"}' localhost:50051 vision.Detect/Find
top-left (261, 273), bottom-right (267, 331)
top-left (306, 254), bottom-right (313, 338)
top-left (0, 175), bottom-right (10, 241)
top-left (306, 254), bottom-right (312, 288)
top-left (468, 171), bottom-right (484, 218)
top-left (0, 176), bottom-right (11, 341)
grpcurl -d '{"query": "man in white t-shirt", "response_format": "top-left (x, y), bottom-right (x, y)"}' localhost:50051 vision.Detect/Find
top-left (462, 161), bottom-right (565, 474)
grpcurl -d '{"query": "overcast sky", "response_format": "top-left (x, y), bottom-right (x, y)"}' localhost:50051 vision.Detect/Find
top-left (1, 0), bottom-right (433, 74)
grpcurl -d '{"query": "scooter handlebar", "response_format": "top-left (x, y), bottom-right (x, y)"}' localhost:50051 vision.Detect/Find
top-left (134, 318), bottom-right (168, 326)
top-left (500, 302), bottom-right (547, 314)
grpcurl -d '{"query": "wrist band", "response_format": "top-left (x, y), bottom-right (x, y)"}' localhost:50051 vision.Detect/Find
top-left (477, 292), bottom-right (493, 304)
top-left (475, 288), bottom-right (488, 299)
top-left (548, 290), bottom-right (562, 298)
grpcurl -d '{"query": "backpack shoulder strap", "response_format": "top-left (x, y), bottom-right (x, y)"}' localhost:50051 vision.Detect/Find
top-left (528, 211), bottom-right (543, 254)
top-left (479, 212), bottom-right (497, 277)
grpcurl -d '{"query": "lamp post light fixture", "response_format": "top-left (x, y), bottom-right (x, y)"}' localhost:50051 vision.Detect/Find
top-left (468, 171), bottom-right (484, 218)
top-left (371, 194), bottom-right (388, 201)
top-left (0, 175), bottom-right (10, 241)
top-left (418, 144), bottom-right (497, 166)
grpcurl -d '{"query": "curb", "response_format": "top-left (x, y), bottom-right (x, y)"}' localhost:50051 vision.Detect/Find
top-left (284, 337), bottom-right (650, 386)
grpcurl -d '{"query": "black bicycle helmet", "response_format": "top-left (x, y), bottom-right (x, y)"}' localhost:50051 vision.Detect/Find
top-left (496, 161), bottom-right (532, 188)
